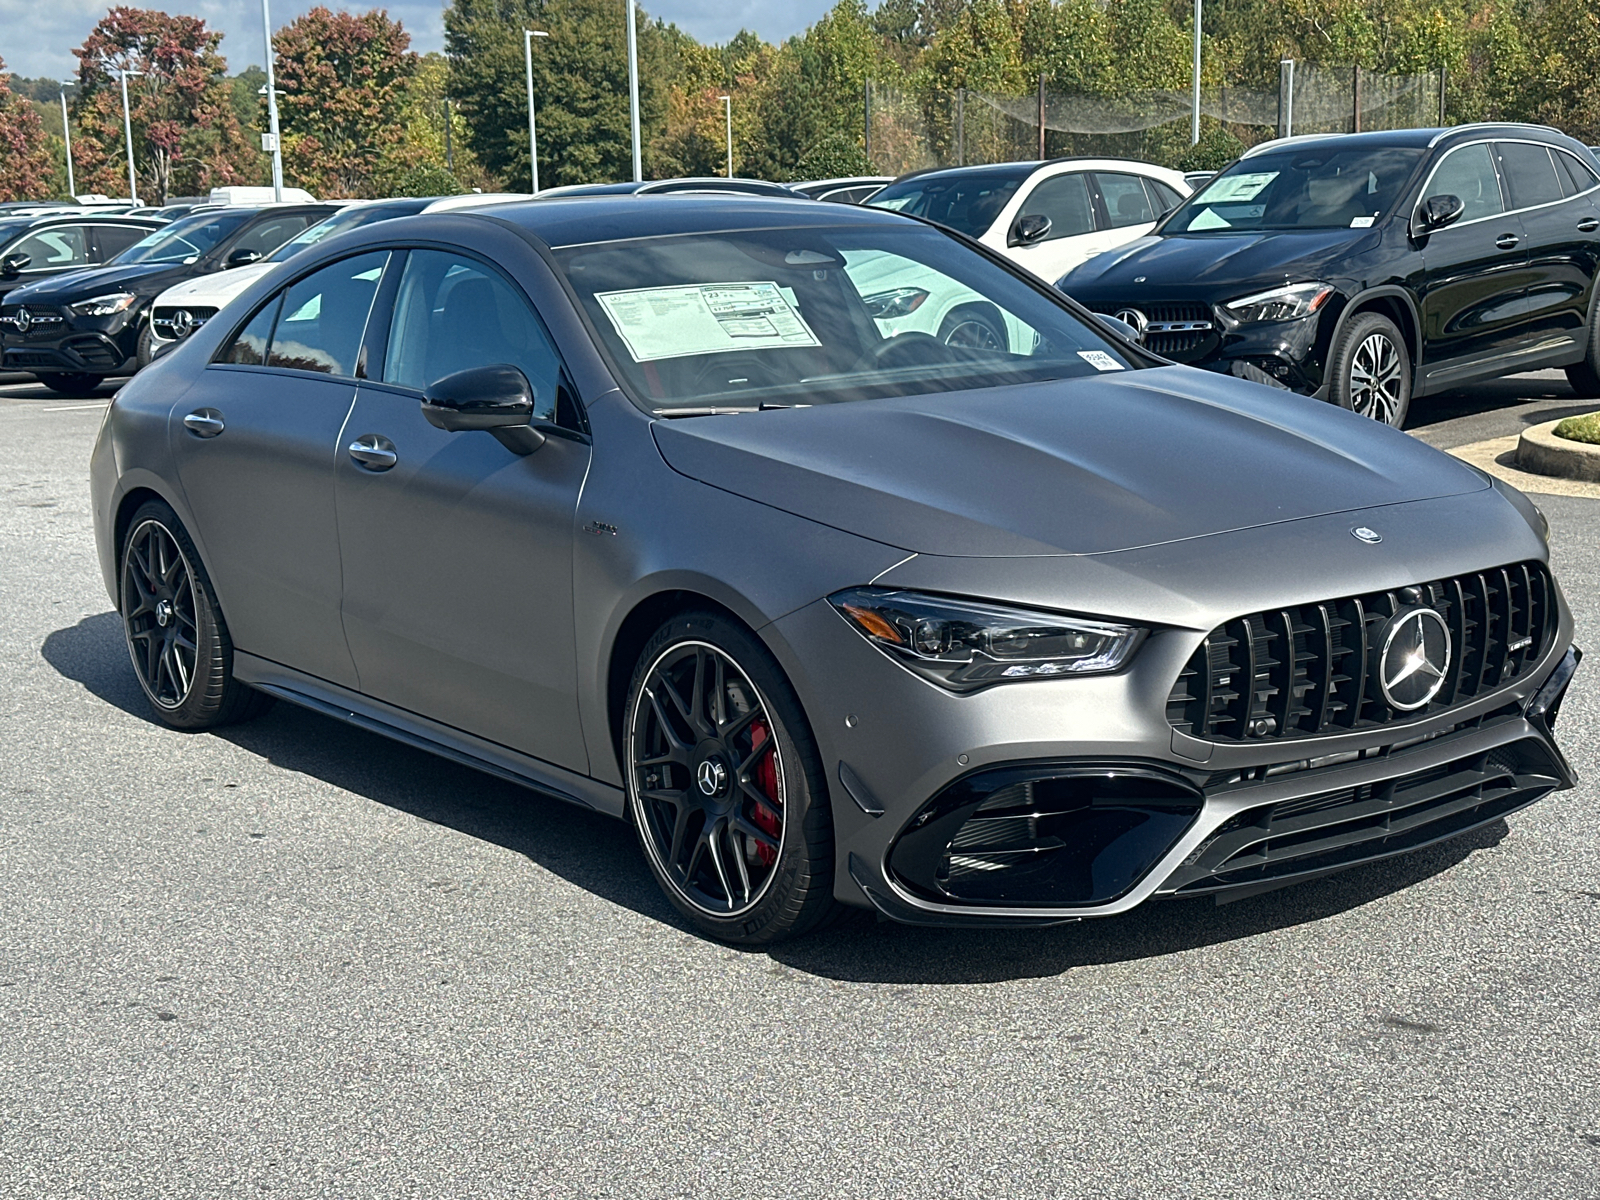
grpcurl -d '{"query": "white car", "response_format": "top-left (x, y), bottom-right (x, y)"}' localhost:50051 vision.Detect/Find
top-left (865, 158), bottom-right (1191, 282)
top-left (143, 193), bottom-right (532, 361)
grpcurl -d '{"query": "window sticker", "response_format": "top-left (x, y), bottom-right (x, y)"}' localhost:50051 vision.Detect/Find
top-left (1077, 350), bottom-right (1125, 371)
top-left (1197, 171), bottom-right (1279, 203)
top-left (1189, 207), bottom-right (1233, 230)
top-left (595, 281), bottom-right (822, 362)
top-left (1350, 216), bottom-right (1376, 228)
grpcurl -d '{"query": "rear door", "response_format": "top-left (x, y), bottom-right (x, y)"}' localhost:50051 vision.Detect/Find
top-left (334, 247), bottom-right (591, 772)
top-left (1415, 141), bottom-right (1533, 385)
top-left (169, 250), bottom-right (389, 687)
top-left (89, 222), bottom-right (149, 265)
top-left (1497, 140), bottom-right (1600, 352)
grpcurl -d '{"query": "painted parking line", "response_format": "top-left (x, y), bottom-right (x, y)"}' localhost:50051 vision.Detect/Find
top-left (40, 402), bottom-right (111, 412)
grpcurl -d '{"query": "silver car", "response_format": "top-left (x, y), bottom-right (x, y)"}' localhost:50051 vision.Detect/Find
top-left (90, 197), bottom-right (1580, 944)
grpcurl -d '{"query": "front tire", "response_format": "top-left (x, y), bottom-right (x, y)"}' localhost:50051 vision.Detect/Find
top-left (136, 323), bottom-right (156, 369)
top-left (624, 611), bottom-right (838, 945)
top-left (1329, 311), bottom-right (1411, 427)
top-left (120, 499), bottom-right (272, 729)
top-left (938, 304), bottom-right (1007, 351)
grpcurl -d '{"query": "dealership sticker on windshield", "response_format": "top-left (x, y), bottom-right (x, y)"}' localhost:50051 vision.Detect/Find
top-left (1197, 171), bottom-right (1278, 202)
top-left (595, 282), bottom-right (822, 362)
top-left (1349, 216), bottom-right (1376, 227)
top-left (1077, 351), bottom-right (1125, 371)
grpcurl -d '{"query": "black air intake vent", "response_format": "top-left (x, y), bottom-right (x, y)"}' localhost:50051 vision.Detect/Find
top-left (1167, 562), bottom-right (1555, 743)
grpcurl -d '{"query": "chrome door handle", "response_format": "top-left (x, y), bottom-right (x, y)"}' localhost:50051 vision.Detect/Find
top-left (1579, 217), bottom-right (1599, 233)
top-left (347, 434), bottom-right (397, 471)
top-left (182, 408), bottom-right (225, 438)
top-left (1496, 233), bottom-right (1520, 250)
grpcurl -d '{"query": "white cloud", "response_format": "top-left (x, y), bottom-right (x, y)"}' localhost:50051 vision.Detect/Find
top-left (0, 0), bottom-right (840, 80)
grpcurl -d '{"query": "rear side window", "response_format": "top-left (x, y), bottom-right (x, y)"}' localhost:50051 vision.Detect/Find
top-left (382, 249), bottom-right (561, 419)
top-left (1498, 142), bottom-right (1566, 209)
top-left (1557, 150), bottom-right (1600, 195)
top-left (1148, 179), bottom-right (1184, 211)
top-left (1019, 173), bottom-right (1095, 239)
top-left (1424, 144), bottom-right (1504, 222)
top-left (93, 224), bottom-right (146, 262)
top-left (218, 294), bottom-right (281, 365)
top-left (267, 251), bottom-right (388, 376)
top-left (1096, 173), bottom-right (1156, 228)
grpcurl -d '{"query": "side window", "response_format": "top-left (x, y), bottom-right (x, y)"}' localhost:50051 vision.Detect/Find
top-left (1095, 173), bottom-right (1156, 228)
top-left (1498, 142), bottom-right (1566, 209)
top-left (1424, 144), bottom-right (1504, 223)
top-left (93, 224), bottom-right (146, 263)
top-left (266, 251), bottom-right (388, 376)
top-left (1557, 150), bottom-right (1600, 195)
top-left (218, 293), bottom-right (282, 365)
top-left (1147, 179), bottom-right (1184, 213)
top-left (382, 249), bottom-right (562, 421)
top-left (10, 226), bottom-right (89, 270)
top-left (1018, 173), bottom-right (1095, 240)
top-left (231, 214), bottom-right (315, 259)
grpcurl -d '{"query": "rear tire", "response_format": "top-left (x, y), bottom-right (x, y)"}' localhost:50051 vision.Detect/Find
top-left (1328, 311), bottom-right (1411, 427)
top-left (1565, 300), bottom-right (1600, 397)
top-left (119, 498), bottom-right (274, 730)
top-left (36, 372), bottom-right (102, 396)
top-left (623, 611), bottom-right (838, 945)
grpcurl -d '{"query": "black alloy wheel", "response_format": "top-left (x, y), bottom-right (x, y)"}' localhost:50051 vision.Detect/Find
top-left (36, 372), bottom-right (103, 396)
top-left (625, 612), bottom-right (837, 944)
top-left (119, 499), bottom-right (272, 729)
top-left (1330, 311), bottom-right (1411, 427)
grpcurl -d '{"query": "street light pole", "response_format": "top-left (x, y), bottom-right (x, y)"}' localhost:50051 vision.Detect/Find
top-left (720, 95), bottom-right (732, 178)
top-left (625, 0), bottom-right (641, 182)
top-left (117, 68), bottom-right (141, 204)
top-left (524, 29), bottom-right (549, 194)
top-left (59, 88), bottom-right (75, 198)
top-left (1191, 0), bottom-right (1202, 145)
top-left (260, 0), bottom-right (284, 201)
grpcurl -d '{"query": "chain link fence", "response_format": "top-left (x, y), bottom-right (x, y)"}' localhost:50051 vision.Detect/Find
top-left (866, 65), bottom-right (1446, 175)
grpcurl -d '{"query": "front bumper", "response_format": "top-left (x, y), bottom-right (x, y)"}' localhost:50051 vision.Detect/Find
top-left (1, 305), bottom-right (141, 376)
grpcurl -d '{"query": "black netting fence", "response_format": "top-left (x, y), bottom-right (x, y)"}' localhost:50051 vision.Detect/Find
top-left (865, 65), bottom-right (1445, 175)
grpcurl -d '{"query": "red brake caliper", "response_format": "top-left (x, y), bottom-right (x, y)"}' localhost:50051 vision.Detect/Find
top-left (748, 719), bottom-right (781, 867)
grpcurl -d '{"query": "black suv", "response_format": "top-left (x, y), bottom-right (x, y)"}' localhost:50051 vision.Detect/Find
top-left (0, 212), bottom-right (163, 304)
top-left (1060, 124), bottom-right (1600, 425)
top-left (0, 203), bottom-right (336, 393)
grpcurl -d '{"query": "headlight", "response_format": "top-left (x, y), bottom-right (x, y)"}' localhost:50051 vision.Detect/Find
top-left (863, 287), bottom-right (930, 320)
top-left (1220, 281), bottom-right (1335, 325)
top-left (829, 588), bottom-right (1143, 692)
top-left (71, 292), bottom-right (138, 317)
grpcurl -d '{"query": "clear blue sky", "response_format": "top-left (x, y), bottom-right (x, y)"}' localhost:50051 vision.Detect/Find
top-left (0, 0), bottom-right (843, 80)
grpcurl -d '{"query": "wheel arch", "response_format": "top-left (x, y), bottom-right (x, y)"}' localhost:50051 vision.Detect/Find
top-left (937, 299), bottom-right (1007, 341)
top-left (1324, 286), bottom-right (1422, 391)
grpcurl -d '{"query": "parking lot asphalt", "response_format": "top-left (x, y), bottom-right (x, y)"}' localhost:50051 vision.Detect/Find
top-left (2, 376), bottom-right (1598, 1199)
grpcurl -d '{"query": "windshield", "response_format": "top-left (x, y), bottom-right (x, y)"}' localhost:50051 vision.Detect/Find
top-left (553, 223), bottom-right (1136, 412)
top-left (113, 210), bottom-right (252, 264)
top-left (269, 201), bottom-right (428, 262)
top-left (865, 168), bottom-right (1031, 237)
top-left (1164, 145), bottom-right (1427, 232)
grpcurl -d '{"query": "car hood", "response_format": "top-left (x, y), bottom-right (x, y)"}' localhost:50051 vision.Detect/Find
top-left (155, 262), bottom-right (271, 307)
top-left (6, 261), bottom-right (183, 304)
top-left (650, 367), bottom-right (1488, 557)
top-left (1062, 228), bottom-right (1377, 298)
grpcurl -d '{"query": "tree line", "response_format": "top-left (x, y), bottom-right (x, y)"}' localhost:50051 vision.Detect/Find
top-left (3, 0), bottom-right (1600, 203)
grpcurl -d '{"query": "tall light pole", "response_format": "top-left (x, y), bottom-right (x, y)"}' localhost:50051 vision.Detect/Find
top-left (625, 0), bottom-right (641, 182)
top-left (260, 0), bottom-right (284, 201)
top-left (59, 87), bottom-right (75, 198)
top-left (720, 95), bottom-right (732, 178)
top-left (1191, 0), bottom-right (1202, 145)
top-left (524, 29), bottom-right (549, 193)
top-left (116, 68), bottom-right (142, 203)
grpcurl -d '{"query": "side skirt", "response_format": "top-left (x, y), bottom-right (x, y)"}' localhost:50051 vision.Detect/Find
top-left (233, 651), bottom-right (627, 819)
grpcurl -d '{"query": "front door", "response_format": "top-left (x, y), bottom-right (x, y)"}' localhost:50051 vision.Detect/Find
top-left (334, 248), bottom-right (591, 773)
top-left (169, 250), bottom-right (390, 688)
top-left (1416, 142), bottom-right (1534, 384)
top-left (1008, 171), bottom-right (1100, 281)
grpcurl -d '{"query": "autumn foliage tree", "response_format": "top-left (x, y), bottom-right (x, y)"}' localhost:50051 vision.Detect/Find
top-left (0, 57), bottom-right (56, 200)
top-left (71, 8), bottom-right (256, 204)
top-left (273, 7), bottom-right (419, 197)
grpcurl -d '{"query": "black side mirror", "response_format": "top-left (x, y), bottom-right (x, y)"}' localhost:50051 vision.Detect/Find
top-left (1418, 194), bottom-right (1465, 233)
top-left (1008, 213), bottom-right (1052, 247)
top-left (226, 248), bottom-right (262, 268)
top-left (0, 252), bottom-right (31, 278)
top-left (422, 364), bottom-right (545, 454)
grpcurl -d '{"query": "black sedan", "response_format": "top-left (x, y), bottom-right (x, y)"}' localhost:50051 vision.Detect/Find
top-left (91, 197), bottom-right (1579, 943)
top-left (1, 202), bottom-right (336, 393)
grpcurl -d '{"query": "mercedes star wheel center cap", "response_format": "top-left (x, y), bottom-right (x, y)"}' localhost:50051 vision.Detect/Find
top-left (1378, 607), bottom-right (1452, 711)
top-left (696, 758), bottom-right (729, 798)
top-left (155, 599), bottom-right (172, 628)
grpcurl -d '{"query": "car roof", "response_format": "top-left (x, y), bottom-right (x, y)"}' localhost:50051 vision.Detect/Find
top-left (454, 194), bottom-right (910, 249)
top-left (1241, 124), bottom-right (1579, 160)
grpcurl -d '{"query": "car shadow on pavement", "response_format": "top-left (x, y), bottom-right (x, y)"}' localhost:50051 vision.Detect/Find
top-left (43, 610), bottom-right (1509, 985)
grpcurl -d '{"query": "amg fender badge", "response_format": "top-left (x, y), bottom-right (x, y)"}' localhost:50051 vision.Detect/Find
top-left (583, 520), bottom-right (618, 536)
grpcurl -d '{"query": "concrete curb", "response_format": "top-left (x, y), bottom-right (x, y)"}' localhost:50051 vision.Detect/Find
top-left (1516, 418), bottom-right (1600, 483)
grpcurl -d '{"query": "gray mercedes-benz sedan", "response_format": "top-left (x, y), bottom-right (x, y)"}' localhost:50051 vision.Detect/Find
top-left (90, 196), bottom-right (1581, 944)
